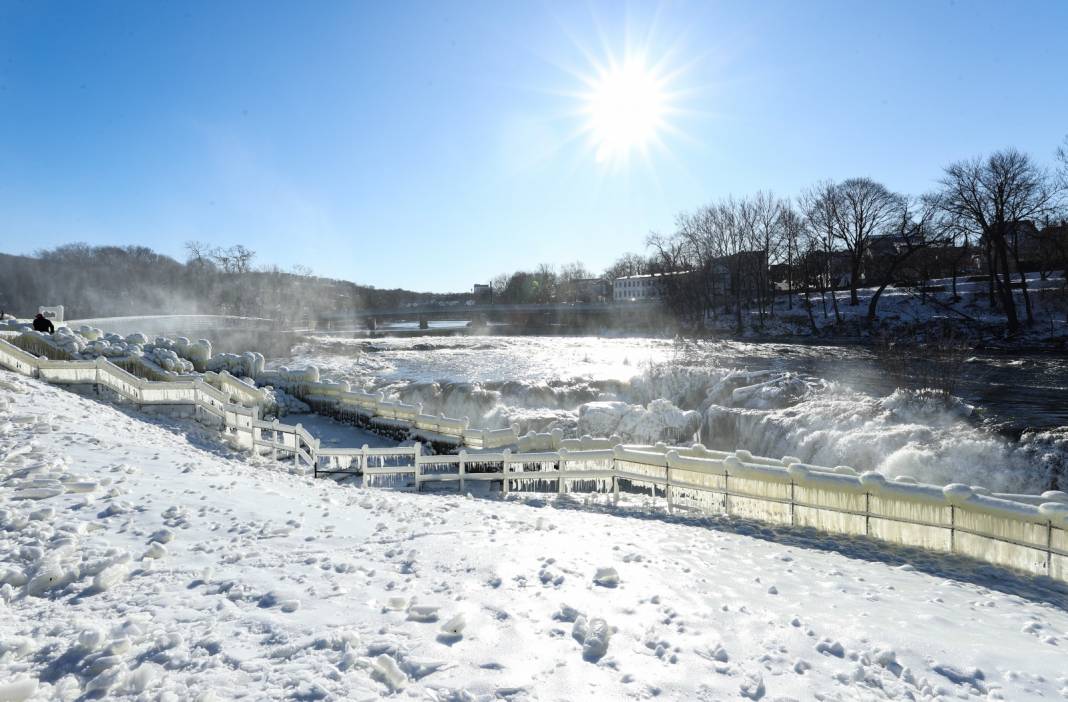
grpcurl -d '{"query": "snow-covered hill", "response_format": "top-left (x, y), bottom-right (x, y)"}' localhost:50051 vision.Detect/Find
top-left (2, 371), bottom-right (1067, 700)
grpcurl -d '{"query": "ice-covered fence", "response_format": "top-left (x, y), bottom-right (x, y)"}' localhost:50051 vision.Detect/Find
top-left (345, 440), bottom-right (1068, 584)
top-left (362, 445), bottom-right (421, 490)
top-left (250, 419), bottom-right (319, 467)
top-left (0, 338), bottom-right (260, 452)
top-left (412, 412), bottom-right (469, 446)
top-left (462, 426), bottom-right (521, 450)
top-left (4, 334), bottom-right (1068, 585)
top-left (37, 359), bottom-right (101, 385)
top-left (205, 370), bottom-right (267, 407)
top-left (0, 338), bottom-right (40, 377)
top-left (10, 333), bottom-right (74, 361)
top-left (373, 399), bottom-right (421, 424)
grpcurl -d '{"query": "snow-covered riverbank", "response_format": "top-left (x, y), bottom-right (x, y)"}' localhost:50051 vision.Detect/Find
top-left (3, 371), bottom-right (1068, 700)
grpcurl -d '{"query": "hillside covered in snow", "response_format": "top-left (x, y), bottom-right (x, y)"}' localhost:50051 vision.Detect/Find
top-left (2, 371), bottom-right (1068, 700)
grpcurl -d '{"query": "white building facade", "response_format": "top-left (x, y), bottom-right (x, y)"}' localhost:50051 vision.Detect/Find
top-left (613, 274), bottom-right (665, 301)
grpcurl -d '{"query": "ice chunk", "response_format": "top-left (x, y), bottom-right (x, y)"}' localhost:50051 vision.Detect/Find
top-left (371, 654), bottom-right (407, 691)
top-left (554, 604), bottom-right (581, 622)
top-left (574, 616), bottom-right (611, 662)
top-left (407, 604), bottom-right (440, 623)
top-left (142, 542), bottom-right (167, 560)
top-left (0, 677), bottom-right (37, 701)
top-left (25, 563), bottom-right (72, 597)
top-left (438, 614), bottom-right (466, 643)
top-left (93, 563), bottom-right (129, 592)
top-left (593, 567), bottom-right (619, 588)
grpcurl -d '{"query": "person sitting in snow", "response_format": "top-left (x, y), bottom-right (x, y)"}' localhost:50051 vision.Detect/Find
top-left (32, 313), bottom-right (55, 334)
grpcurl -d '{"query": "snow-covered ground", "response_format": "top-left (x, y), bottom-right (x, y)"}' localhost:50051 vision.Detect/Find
top-left (3, 371), bottom-right (1068, 700)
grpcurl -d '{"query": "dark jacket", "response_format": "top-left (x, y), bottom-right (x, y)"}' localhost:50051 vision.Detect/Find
top-left (32, 316), bottom-right (55, 333)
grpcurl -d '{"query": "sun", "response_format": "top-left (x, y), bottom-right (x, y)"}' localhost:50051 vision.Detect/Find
top-left (584, 56), bottom-right (669, 164)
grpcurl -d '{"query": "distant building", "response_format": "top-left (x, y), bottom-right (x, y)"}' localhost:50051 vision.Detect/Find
top-left (613, 272), bottom-right (690, 302)
top-left (613, 274), bottom-right (659, 301)
top-left (570, 278), bottom-right (610, 303)
top-left (472, 284), bottom-right (491, 302)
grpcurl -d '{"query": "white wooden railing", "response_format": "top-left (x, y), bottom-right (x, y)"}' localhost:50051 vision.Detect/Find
top-left (3, 333), bottom-right (1068, 585)
top-left (329, 442), bottom-right (1067, 583)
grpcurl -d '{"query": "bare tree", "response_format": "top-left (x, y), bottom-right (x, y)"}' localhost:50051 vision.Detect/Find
top-left (1057, 135), bottom-right (1068, 186)
top-left (866, 194), bottom-right (944, 322)
top-left (533, 263), bottom-right (558, 303)
top-left (778, 204), bottom-right (807, 311)
top-left (709, 198), bottom-right (754, 333)
top-left (938, 149), bottom-right (1061, 334)
top-left (829, 178), bottom-right (904, 306)
top-left (490, 273), bottom-right (509, 301)
top-left (604, 252), bottom-right (650, 280)
top-left (184, 240), bottom-right (214, 268)
top-left (800, 182), bottom-right (843, 324)
top-left (742, 192), bottom-right (786, 324)
top-left (648, 229), bottom-right (704, 327)
top-left (797, 231), bottom-right (821, 333)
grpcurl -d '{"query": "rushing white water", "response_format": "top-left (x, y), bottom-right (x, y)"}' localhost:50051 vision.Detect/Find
top-left (281, 335), bottom-right (1068, 492)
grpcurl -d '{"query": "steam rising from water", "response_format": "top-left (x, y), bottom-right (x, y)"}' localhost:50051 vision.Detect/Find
top-left (282, 335), bottom-right (1067, 492)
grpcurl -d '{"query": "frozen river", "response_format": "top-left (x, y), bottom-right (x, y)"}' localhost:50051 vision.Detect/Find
top-left (278, 334), bottom-right (1068, 493)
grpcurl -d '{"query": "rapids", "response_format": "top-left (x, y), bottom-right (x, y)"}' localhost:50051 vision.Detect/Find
top-left (279, 335), bottom-right (1068, 492)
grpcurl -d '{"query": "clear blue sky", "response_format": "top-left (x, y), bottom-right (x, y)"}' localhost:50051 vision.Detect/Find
top-left (2, 1), bottom-right (1066, 292)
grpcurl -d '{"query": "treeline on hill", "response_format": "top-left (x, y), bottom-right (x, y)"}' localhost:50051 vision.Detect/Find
top-left (492, 143), bottom-right (1068, 336)
top-left (646, 146), bottom-right (1068, 334)
top-left (0, 243), bottom-right (463, 323)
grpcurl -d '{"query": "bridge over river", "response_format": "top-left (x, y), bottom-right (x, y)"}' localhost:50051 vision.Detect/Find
top-left (316, 300), bottom-right (665, 331)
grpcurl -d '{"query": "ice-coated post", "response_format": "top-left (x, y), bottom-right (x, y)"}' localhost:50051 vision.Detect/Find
top-left (611, 444), bottom-right (623, 503)
top-left (361, 444), bottom-right (369, 479)
top-left (502, 448), bottom-right (511, 495)
top-left (294, 423), bottom-right (303, 468)
top-left (414, 442), bottom-right (423, 492)
top-left (458, 450), bottom-right (467, 494)
top-left (558, 448), bottom-right (568, 495)
top-left (665, 450), bottom-right (676, 514)
top-left (723, 455), bottom-right (744, 516)
top-left (271, 419), bottom-right (280, 462)
top-left (943, 484), bottom-right (973, 555)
